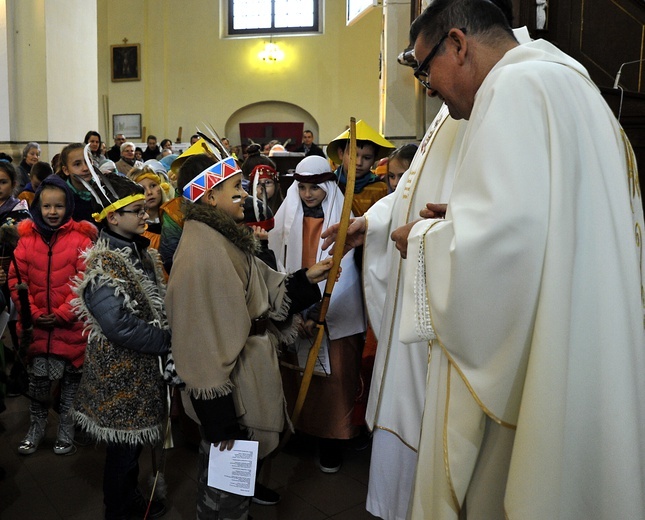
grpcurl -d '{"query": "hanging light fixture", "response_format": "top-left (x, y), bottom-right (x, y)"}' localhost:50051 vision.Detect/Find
top-left (259, 37), bottom-right (284, 62)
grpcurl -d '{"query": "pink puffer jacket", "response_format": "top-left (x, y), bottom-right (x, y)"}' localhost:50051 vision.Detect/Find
top-left (9, 218), bottom-right (97, 368)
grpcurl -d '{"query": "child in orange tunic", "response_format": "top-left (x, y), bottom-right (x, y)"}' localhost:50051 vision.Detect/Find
top-left (269, 155), bottom-right (366, 473)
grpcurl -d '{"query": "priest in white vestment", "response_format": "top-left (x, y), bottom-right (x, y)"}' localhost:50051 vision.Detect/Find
top-left (398, 1), bottom-right (645, 518)
top-left (322, 4), bottom-right (531, 519)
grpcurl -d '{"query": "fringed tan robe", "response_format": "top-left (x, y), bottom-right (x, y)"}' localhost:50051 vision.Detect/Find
top-left (166, 204), bottom-right (297, 459)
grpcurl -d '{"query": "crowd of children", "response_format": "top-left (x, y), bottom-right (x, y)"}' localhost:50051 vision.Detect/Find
top-left (0, 121), bottom-right (418, 519)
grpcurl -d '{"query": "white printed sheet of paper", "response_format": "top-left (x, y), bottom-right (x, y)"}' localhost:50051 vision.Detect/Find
top-left (295, 335), bottom-right (331, 376)
top-left (207, 440), bottom-right (259, 496)
top-left (279, 335), bottom-right (332, 377)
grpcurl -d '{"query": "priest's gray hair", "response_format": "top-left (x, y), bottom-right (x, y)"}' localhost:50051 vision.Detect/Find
top-left (410, 0), bottom-right (516, 49)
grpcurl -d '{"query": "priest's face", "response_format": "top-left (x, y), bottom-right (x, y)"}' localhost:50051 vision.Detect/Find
top-left (414, 29), bottom-right (473, 120)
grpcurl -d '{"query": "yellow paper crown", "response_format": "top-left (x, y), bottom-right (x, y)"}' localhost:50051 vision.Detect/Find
top-left (326, 120), bottom-right (395, 164)
top-left (131, 172), bottom-right (171, 196)
top-left (170, 138), bottom-right (218, 178)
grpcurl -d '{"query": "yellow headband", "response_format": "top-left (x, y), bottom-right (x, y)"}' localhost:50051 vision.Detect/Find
top-left (92, 193), bottom-right (146, 222)
top-left (132, 172), bottom-right (171, 194)
top-left (133, 172), bottom-right (161, 184)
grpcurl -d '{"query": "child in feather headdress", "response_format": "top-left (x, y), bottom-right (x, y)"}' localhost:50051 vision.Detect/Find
top-left (166, 152), bottom-right (334, 519)
top-left (71, 170), bottom-right (170, 519)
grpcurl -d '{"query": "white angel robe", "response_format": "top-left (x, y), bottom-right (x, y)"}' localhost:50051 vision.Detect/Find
top-left (403, 39), bottom-right (645, 520)
top-left (362, 108), bottom-right (465, 520)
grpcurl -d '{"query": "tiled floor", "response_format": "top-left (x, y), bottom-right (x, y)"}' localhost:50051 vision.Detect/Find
top-left (0, 394), bottom-right (378, 519)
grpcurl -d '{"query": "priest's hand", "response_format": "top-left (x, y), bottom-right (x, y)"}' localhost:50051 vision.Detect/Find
top-left (420, 203), bottom-right (447, 219)
top-left (391, 219), bottom-right (422, 259)
top-left (321, 216), bottom-right (366, 255)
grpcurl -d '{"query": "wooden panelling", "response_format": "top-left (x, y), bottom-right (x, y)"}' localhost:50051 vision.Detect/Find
top-left (517, 0), bottom-right (645, 90)
top-left (579, 0), bottom-right (644, 90)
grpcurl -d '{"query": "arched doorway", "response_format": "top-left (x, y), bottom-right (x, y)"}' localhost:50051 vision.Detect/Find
top-left (225, 101), bottom-right (320, 152)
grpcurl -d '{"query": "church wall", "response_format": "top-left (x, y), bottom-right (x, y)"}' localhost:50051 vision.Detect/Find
top-left (45, 0), bottom-right (99, 144)
top-left (100, 0), bottom-right (383, 148)
top-left (9, 0), bottom-right (47, 142)
top-left (4, 0), bottom-right (98, 162)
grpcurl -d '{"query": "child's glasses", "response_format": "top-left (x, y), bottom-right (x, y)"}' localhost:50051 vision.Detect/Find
top-left (118, 208), bottom-right (148, 218)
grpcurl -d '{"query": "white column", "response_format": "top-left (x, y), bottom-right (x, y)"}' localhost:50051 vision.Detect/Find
top-left (381, 0), bottom-right (442, 144)
top-left (45, 0), bottom-right (98, 143)
top-left (0, 0), bottom-right (10, 141)
top-left (5, 0), bottom-right (98, 149)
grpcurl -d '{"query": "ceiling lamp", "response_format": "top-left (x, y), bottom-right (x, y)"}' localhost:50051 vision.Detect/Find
top-left (259, 40), bottom-right (284, 62)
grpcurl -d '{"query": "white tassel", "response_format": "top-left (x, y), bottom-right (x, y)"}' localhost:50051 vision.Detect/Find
top-left (253, 173), bottom-right (261, 223)
top-left (83, 144), bottom-right (110, 201)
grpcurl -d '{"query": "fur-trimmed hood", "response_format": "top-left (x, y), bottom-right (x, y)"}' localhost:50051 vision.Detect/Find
top-left (184, 202), bottom-right (260, 256)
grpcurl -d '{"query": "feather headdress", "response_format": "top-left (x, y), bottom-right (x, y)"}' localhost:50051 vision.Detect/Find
top-left (181, 126), bottom-right (242, 203)
top-left (77, 144), bottom-right (145, 222)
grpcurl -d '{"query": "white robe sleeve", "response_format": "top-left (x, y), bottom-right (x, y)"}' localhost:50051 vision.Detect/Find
top-left (363, 191), bottom-right (399, 337)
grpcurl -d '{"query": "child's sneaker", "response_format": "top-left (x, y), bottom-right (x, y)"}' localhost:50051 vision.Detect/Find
top-left (319, 438), bottom-right (343, 473)
top-left (252, 482), bottom-right (281, 505)
top-left (53, 440), bottom-right (76, 455)
top-left (18, 418), bottom-right (46, 455)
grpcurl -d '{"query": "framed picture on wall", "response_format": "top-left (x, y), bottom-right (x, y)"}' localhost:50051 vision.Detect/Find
top-left (111, 44), bottom-right (140, 82)
top-left (113, 114), bottom-right (142, 139)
